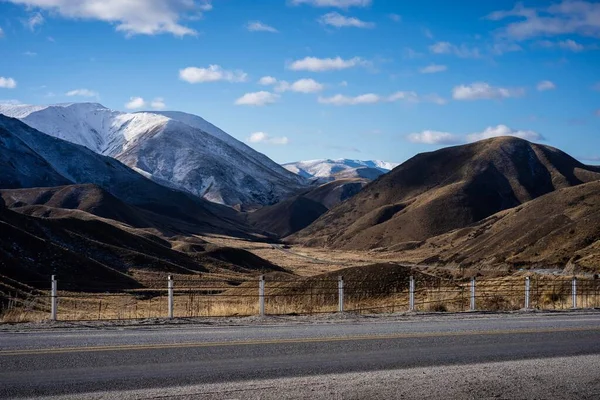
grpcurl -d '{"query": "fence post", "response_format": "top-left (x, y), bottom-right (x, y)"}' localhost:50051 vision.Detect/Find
top-left (167, 275), bottom-right (174, 319)
top-left (525, 277), bottom-right (530, 310)
top-left (470, 277), bottom-right (476, 311)
top-left (572, 277), bottom-right (577, 309)
top-left (338, 276), bottom-right (344, 313)
top-left (50, 275), bottom-right (57, 321)
top-left (259, 275), bottom-right (265, 317)
top-left (409, 276), bottom-right (415, 311)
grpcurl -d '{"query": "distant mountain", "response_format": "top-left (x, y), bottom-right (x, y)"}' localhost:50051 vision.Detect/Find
top-left (0, 114), bottom-right (254, 238)
top-left (0, 103), bottom-right (307, 208)
top-left (283, 159), bottom-right (399, 182)
top-left (291, 137), bottom-right (600, 250)
top-left (246, 178), bottom-right (368, 237)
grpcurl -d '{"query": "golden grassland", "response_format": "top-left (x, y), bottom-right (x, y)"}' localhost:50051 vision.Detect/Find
top-left (2, 272), bottom-right (599, 323)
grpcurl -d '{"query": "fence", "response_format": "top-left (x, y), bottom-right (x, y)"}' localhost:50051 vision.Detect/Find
top-left (1, 274), bottom-right (599, 323)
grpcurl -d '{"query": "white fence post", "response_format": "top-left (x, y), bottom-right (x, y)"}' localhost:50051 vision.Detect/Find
top-left (50, 275), bottom-right (57, 321)
top-left (259, 275), bottom-right (265, 317)
top-left (167, 275), bottom-right (174, 319)
top-left (470, 277), bottom-right (476, 311)
top-left (525, 277), bottom-right (530, 310)
top-left (338, 276), bottom-right (344, 313)
top-left (572, 277), bottom-right (577, 309)
top-left (409, 276), bottom-right (415, 311)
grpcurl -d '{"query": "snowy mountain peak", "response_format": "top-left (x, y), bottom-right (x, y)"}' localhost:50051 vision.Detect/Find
top-left (0, 102), bottom-right (307, 207)
top-left (283, 159), bottom-right (399, 181)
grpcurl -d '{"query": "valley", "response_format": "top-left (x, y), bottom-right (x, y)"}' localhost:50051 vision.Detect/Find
top-left (1, 103), bottom-right (599, 323)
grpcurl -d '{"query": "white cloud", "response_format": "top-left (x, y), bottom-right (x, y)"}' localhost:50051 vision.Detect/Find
top-left (407, 131), bottom-right (461, 145)
top-left (66, 88), bottom-right (98, 97)
top-left (234, 91), bottom-right (280, 106)
top-left (0, 27), bottom-right (4, 38)
top-left (7, 0), bottom-right (212, 36)
top-left (125, 96), bottom-right (146, 110)
top-left (389, 91), bottom-right (447, 105)
top-left (287, 56), bottom-right (368, 72)
top-left (26, 12), bottom-right (44, 31)
top-left (318, 93), bottom-right (380, 105)
top-left (0, 77), bottom-right (17, 89)
top-left (23, 51), bottom-right (37, 56)
top-left (537, 80), bottom-right (556, 91)
top-left (467, 125), bottom-right (544, 142)
top-left (179, 65), bottom-right (248, 83)
top-left (408, 125), bottom-right (544, 145)
top-left (318, 12), bottom-right (374, 28)
top-left (289, 0), bottom-right (372, 8)
top-left (275, 78), bottom-right (324, 93)
top-left (388, 91), bottom-right (419, 103)
top-left (389, 14), bottom-right (401, 22)
top-left (258, 76), bottom-right (278, 85)
top-left (419, 64), bottom-right (447, 74)
top-left (247, 132), bottom-right (289, 145)
top-left (490, 42), bottom-right (523, 55)
top-left (429, 41), bottom-right (481, 58)
top-left (151, 97), bottom-right (166, 109)
top-left (538, 39), bottom-right (585, 52)
top-left (246, 21), bottom-right (278, 33)
top-left (486, 1), bottom-right (600, 40)
top-left (319, 91), bottom-right (446, 106)
top-left (423, 28), bottom-right (434, 39)
top-left (452, 82), bottom-right (525, 100)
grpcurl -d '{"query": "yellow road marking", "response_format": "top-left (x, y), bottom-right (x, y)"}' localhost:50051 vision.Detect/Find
top-left (1, 326), bottom-right (598, 357)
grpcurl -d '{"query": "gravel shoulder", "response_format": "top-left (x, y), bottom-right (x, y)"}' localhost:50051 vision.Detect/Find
top-left (22, 354), bottom-right (600, 400)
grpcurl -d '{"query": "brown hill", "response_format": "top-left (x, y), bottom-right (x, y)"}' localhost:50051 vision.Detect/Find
top-left (1, 184), bottom-right (154, 229)
top-left (0, 203), bottom-right (287, 291)
top-left (392, 180), bottom-right (600, 273)
top-left (246, 179), bottom-right (367, 237)
top-left (292, 137), bottom-right (600, 250)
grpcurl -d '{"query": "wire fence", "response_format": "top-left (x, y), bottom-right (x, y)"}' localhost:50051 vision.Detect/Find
top-left (1, 274), bottom-right (599, 323)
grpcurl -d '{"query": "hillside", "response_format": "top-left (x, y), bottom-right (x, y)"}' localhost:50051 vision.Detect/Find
top-left (392, 180), bottom-right (600, 273)
top-left (292, 137), bottom-right (600, 250)
top-left (0, 103), bottom-right (307, 208)
top-left (247, 179), bottom-right (367, 237)
top-left (0, 197), bottom-right (287, 292)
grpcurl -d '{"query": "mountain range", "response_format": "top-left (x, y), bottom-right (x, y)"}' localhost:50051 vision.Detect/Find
top-left (0, 103), bottom-right (306, 208)
top-left (283, 159), bottom-right (399, 182)
top-left (1, 101), bottom-right (599, 291)
top-left (292, 137), bottom-right (600, 252)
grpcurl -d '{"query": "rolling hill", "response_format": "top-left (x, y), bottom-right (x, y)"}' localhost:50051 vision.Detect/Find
top-left (392, 180), bottom-right (600, 273)
top-left (292, 137), bottom-right (600, 250)
top-left (246, 179), bottom-right (368, 237)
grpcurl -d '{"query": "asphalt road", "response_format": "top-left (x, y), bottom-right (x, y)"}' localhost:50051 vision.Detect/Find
top-left (1, 312), bottom-right (599, 399)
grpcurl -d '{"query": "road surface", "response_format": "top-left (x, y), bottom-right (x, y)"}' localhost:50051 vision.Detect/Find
top-left (1, 312), bottom-right (599, 399)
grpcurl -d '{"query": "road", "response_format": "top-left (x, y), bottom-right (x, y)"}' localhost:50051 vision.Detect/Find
top-left (1, 312), bottom-right (599, 399)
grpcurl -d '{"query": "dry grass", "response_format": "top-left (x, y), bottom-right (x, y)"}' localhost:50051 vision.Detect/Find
top-left (2, 275), bottom-right (599, 323)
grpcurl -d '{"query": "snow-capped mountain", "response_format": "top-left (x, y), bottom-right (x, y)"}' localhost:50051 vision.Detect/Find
top-left (0, 103), bottom-right (307, 207)
top-left (283, 159), bottom-right (399, 181)
top-left (0, 114), bottom-right (251, 236)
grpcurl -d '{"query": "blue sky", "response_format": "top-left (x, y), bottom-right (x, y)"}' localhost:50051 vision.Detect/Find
top-left (0, 0), bottom-right (599, 164)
